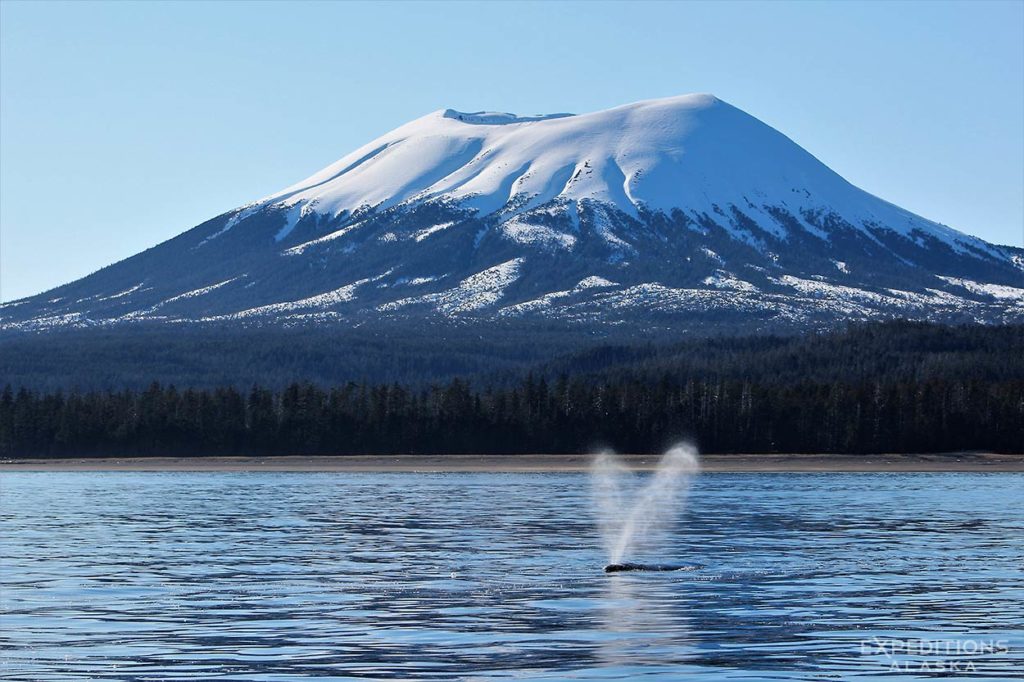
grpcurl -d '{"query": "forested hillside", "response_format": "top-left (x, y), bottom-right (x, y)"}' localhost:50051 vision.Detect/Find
top-left (3, 320), bottom-right (1021, 390)
top-left (0, 322), bottom-right (584, 391)
top-left (2, 322), bottom-right (1021, 456)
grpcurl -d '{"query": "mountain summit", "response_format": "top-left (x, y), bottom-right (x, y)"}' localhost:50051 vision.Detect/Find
top-left (4, 94), bottom-right (1022, 332)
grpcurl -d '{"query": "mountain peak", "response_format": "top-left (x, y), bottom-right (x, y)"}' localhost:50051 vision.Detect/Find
top-left (251, 92), bottom-right (978, 247)
top-left (437, 93), bottom-right (724, 126)
top-left (619, 92), bottom-right (722, 108)
top-left (3, 94), bottom-right (1021, 332)
top-left (439, 109), bottom-right (574, 125)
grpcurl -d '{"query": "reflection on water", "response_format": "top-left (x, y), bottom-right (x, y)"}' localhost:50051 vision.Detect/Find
top-left (1, 471), bottom-right (1022, 680)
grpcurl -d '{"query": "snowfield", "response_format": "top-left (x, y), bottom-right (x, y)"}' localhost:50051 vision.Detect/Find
top-left (220, 94), bottom-right (997, 257)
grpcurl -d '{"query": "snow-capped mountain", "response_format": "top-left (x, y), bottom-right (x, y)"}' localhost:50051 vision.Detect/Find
top-left (3, 94), bottom-right (1022, 333)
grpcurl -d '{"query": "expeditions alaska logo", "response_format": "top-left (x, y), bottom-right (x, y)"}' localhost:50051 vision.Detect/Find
top-left (860, 637), bottom-right (1012, 674)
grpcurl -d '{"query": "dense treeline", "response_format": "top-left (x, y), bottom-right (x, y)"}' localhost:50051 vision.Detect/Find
top-left (4, 320), bottom-right (1023, 392)
top-left (2, 322), bottom-right (1022, 456)
top-left (546, 321), bottom-right (1024, 385)
top-left (0, 321), bottom-right (558, 391)
top-left (2, 375), bottom-right (1021, 457)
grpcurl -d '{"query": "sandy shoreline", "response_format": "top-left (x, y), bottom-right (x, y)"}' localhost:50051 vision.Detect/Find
top-left (0, 452), bottom-right (1021, 472)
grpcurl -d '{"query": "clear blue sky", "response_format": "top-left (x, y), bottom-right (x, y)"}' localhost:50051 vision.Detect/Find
top-left (2, 0), bottom-right (1022, 301)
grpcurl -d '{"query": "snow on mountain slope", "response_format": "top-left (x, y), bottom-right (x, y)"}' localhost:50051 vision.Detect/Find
top-left (2, 94), bottom-right (1021, 333)
top-left (216, 94), bottom-right (991, 254)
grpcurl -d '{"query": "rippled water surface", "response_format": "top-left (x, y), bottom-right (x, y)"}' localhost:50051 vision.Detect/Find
top-left (1, 471), bottom-right (1022, 680)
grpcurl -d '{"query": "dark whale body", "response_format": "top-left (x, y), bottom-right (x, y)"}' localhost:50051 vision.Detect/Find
top-left (604, 562), bottom-right (684, 573)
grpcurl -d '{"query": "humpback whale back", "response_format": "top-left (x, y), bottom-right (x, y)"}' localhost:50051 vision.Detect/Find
top-left (604, 562), bottom-right (682, 573)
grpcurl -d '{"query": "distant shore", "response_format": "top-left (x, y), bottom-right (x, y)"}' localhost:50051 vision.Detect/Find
top-left (1, 452), bottom-right (1021, 472)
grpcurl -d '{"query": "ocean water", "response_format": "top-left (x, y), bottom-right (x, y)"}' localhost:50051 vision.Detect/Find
top-left (1, 471), bottom-right (1021, 680)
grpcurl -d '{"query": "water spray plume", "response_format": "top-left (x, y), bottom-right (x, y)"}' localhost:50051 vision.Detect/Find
top-left (592, 444), bottom-right (700, 568)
